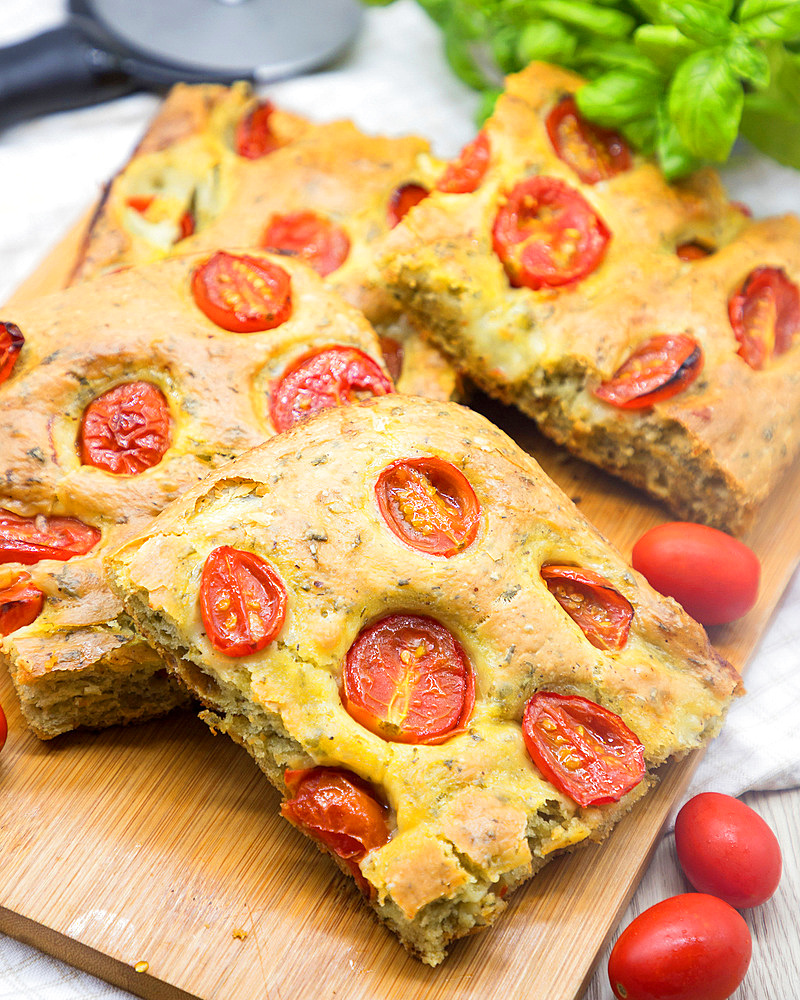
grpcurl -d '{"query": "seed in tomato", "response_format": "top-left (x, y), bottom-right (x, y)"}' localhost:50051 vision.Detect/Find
top-left (261, 210), bottom-right (350, 277)
top-left (545, 95), bottom-right (632, 185)
top-left (541, 565), bottom-right (633, 650)
top-left (0, 509), bottom-right (100, 565)
top-left (192, 251), bottom-right (292, 332)
top-left (343, 613), bottom-right (474, 744)
top-left (80, 381), bottom-right (171, 475)
top-left (436, 131), bottom-right (490, 194)
top-left (0, 573), bottom-right (45, 635)
top-left (0, 321), bottom-right (24, 385)
top-left (593, 334), bottom-right (703, 409)
top-left (728, 266), bottom-right (800, 370)
top-left (387, 182), bottom-right (429, 228)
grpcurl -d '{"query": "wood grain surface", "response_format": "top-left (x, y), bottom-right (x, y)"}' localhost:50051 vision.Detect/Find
top-left (1, 215), bottom-right (798, 1000)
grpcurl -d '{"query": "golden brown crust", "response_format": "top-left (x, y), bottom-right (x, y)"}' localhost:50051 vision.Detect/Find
top-left (107, 394), bottom-right (741, 964)
top-left (377, 62), bottom-right (800, 533)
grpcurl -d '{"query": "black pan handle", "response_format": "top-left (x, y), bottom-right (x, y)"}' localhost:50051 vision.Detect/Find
top-left (0, 23), bottom-right (137, 129)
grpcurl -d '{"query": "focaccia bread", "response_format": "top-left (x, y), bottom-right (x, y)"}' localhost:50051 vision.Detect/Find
top-left (107, 394), bottom-right (741, 965)
top-left (70, 81), bottom-right (458, 402)
top-left (378, 62), bottom-right (800, 533)
top-left (0, 249), bottom-right (394, 738)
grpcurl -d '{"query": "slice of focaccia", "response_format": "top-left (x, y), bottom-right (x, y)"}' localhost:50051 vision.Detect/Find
top-left (378, 62), bottom-right (800, 534)
top-left (107, 394), bottom-right (741, 966)
top-left (70, 81), bottom-right (458, 402)
top-left (0, 249), bottom-right (395, 738)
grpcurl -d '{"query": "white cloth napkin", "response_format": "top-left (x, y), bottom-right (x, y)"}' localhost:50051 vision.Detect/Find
top-left (1, 2), bottom-right (798, 997)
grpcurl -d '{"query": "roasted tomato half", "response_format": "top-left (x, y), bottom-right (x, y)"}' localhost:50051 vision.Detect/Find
top-left (378, 336), bottom-right (404, 383)
top-left (0, 573), bottom-right (45, 635)
top-left (0, 321), bottom-right (24, 385)
top-left (199, 545), bottom-right (287, 657)
top-left (80, 381), bottom-right (171, 475)
top-left (522, 691), bottom-right (645, 808)
top-left (387, 182), bottom-right (429, 228)
top-left (261, 211), bottom-right (350, 277)
top-left (269, 346), bottom-right (393, 432)
top-left (676, 240), bottom-right (713, 261)
top-left (492, 176), bottom-right (610, 290)
top-left (192, 251), bottom-right (292, 332)
top-left (593, 334), bottom-right (703, 409)
top-left (343, 613), bottom-right (474, 744)
top-left (541, 565), bottom-right (633, 650)
top-left (546, 95), bottom-right (632, 185)
top-left (728, 266), bottom-right (800, 370)
top-left (235, 100), bottom-right (281, 159)
top-left (375, 457), bottom-right (480, 558)
top-left (436, 131), bottom-right (490, 194)
top-left (0, 509), bottom-right (100, 565)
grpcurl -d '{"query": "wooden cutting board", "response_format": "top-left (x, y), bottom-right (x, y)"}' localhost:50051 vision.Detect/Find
top-left (1, 217), bottom-right (797, 1000)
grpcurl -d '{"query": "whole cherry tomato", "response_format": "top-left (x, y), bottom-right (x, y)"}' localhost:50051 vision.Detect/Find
top-left (593, 334), bottom-right (703, 409)
top-left (608, 893), bottom-right (752, 1000)
top-left (728, 266), bottom-right (800, 370)
top-left (676, 240), bottom-right (713, 262)
top-left (522, 692), bottom-right (644, 808)
top-left (436, 131), bottom-right (490, 194)
top-left (343, 613), bottom-right (474, 744)
top-left (541, 565), bottom-right (633, 650)
top-left (269, 346), bottom-right (393, 433)
top-left (492, 176), bottom-right (610, 290)
top-left (191, 251), bottom-right (292, 332)
top-left (387, 182), bottom-right (429, 228)
top-left (235, 100), bottom-right (281, 159)
top-left (80, 381), bottom-right (171, 475)
top-left (545, 95), bottom-right (632, 185)
top-left (0, 701), bottom-right (6, 751)
top-left (199, 545), bottom-right (287, 657)
top-left (261, 211), bottom-right (350, 277)
top-left (631, 522), bottom-right (760, 626)
top-left (0, 573), bottom-right (45, 635)
top-left (0, 321), bottom-right (24, 385)
top-left (675, 792), bottom-right (782, 908)
top-left (0, 509), bottom-right (100, 565)
top-left (375, 457), bottom-right (480, 558)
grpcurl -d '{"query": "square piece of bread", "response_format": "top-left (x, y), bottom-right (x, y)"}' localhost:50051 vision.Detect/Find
top-left (378, 62), bottom-right (800, 533)
top-left (107, 394), bottom-right (741, 965)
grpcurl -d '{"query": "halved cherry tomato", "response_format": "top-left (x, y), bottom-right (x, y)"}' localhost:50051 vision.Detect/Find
top-left (492, 176), bottom-right (610, 290)
top-left (675, 792), bottom-right (782, 908)
top-left (541, 565), bottom-right (633, 650)
top-left (0, 573), bottom-right (45, 635)
top-left (0, 509), bottom-right (100, 565)
top-left (676, 240), bottom-right (713, 261)
top-left (0, 321), bottom-right (24, 385)
top-left (269, 346), bottom-right (393, 433)
top-left (546, 95), bottom-right (632, 185)
top-left (261, 211), bottom-right (350, 277)
top-left (387, 182), bottom-right (429, 228)
top-left (343, 613), bottom-right (474, 744)
top-left (192, 251), bottom-right (292, 333)
top-left (199, 545), bottom-right (286, 657)
top-left (126, 195), bottom-right (194, 243)
top-left (235, 100), bottom-right (281, 159)
top-left (0, 701), bottom-right (6, 751)
top-left (375, 457), bottom-right (479, 558)
top-left (378, 335), bottom-right (404, 383)
top-left (728, 266), bottom-right (800, 370)
top-left (608, 893), bottom-right (752, 1000)
top-left (631, 522), bottom-right (759, 626)
top-left (593, 334), bottom-right (703, 409)
top-left (436, 131), bottom-right (490, 194)
top-left (80, 381), bottom-right (171, 475)
top-left (522, 691), bottom-right (645, 807)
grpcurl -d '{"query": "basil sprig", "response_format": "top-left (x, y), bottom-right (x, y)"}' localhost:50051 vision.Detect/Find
top-left (363, 0), bottom-right (800, 179)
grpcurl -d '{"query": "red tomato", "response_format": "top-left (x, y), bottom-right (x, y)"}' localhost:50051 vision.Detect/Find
top-left (387, 182), bottom-right (429, 228)
top-left (378, 335), bottom-right (404, 383)
top-left (436, 131), bottom-right (490, 194)
top-left (269, 346), bottom-right (393, 433)
top-left (199, 545), bottom-right (287, 657)
top-left (80, 381), bottom-right (171, 475)
top-left (492, 176), bottom-right (610, 290)
top-left (608, 893), bottom-right (752, 1000)
top-left (0, 509), bottom-right (100, 565)
top-left (728, 266), bottom-right (800, 370)
top-left (261, 210), bottom-right (350, 277)
top-left (631, 522), bottom-right (759, 626)
top-left (593, 334), bottom-right (703, 409)
top-left (546, 95), bottom-right (632, 185)
top-left (235, 100), bottom-right (281, 159)
top-left (0, 321), bottom-right (24, 385)
top-left (522, 692), bottom-right (644, 807)
top-left (191, 251), bottom-right (292, 332)
top-left (0, 573), bottom-right (45, 636)
top-left (375, 457), bottom-right (480, 558)
top-left (541, 565), bottom-right (633, 650)
top-left (343, 613), bottom-right (474, 744)
top-left (0, 701), bottom-right (6, 751)
top-left (675, 792), bottom-right (782, 908)
top-left (676, 240), bottom-right (713, 261)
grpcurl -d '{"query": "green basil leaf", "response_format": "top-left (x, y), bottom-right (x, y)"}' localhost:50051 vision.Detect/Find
top-left (668, 48), bottom-right (743, 159)
top-left (629, 0), bottom-right (667, 23)
top-left (574, 39), bottom-right (663, 76)
top-left (443, 32), bottom-right (489, 89)
top-left (741, 92), bottom-right (800, 167)
top-left (738, 0), bottom-right (800, 41)
top-left (577, 70), bottom-right (664, 127)
top-left (660, 0), bottom-right (734, 45)
top-left (655, 100), bottom-right (703, 177)
top-left (725, 35), bottom-right (771, 88)
top-left (475, 87), bottom-right (503, 127)
top-left (526, 1), bottom-right (637, 40)
top-left (634, 24), bottom-right (700, 71)
top-left (621, 116), bottom-right (659, 154)
top-left (517, 20), bottom-right (578, 67)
